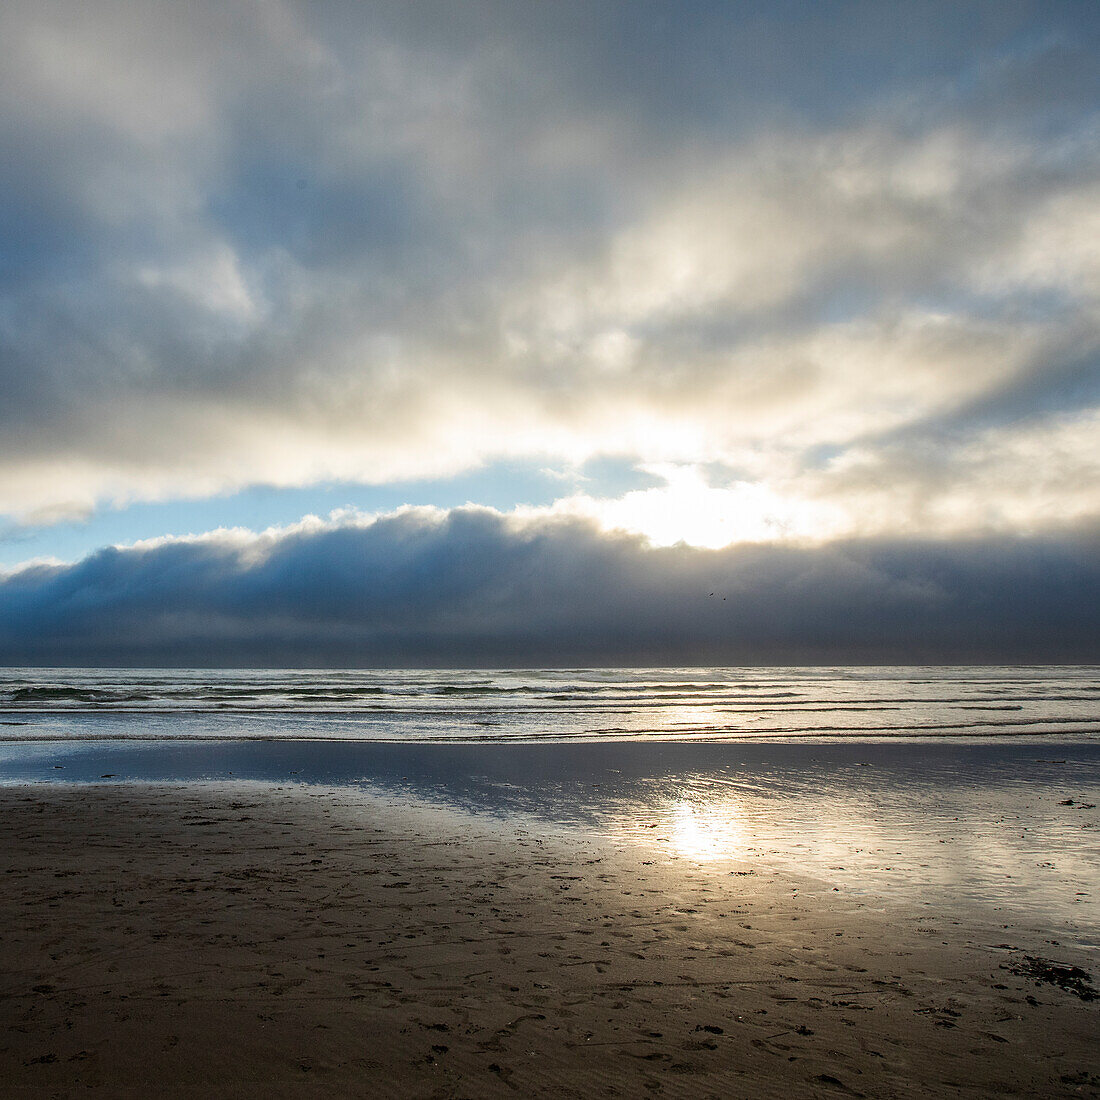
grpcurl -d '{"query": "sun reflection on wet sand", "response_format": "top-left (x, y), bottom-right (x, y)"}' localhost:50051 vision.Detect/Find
top-left (664, 799), bottom-right (749, 861)
top-left (604, 778), bottom-right (1099, 952)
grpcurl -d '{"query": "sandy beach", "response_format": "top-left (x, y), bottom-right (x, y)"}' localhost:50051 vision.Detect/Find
top-left (0, 781), bottom-right (1097, 1098)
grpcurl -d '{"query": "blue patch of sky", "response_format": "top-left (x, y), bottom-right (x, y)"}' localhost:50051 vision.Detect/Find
top-left (0, 457), bottom-right (663, 571)
top-left (800, 444), bottom-right (845, 471)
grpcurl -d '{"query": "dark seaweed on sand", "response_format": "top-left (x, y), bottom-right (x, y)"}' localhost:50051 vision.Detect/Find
top-left (1006, 956), bottom-right (1098, 1001)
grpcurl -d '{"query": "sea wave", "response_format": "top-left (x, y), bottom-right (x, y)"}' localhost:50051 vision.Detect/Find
top-left (0, 666), bottom-right (1096, 743)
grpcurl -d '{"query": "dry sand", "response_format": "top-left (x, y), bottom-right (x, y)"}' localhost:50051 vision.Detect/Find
top-left (0, 782), bottom-right (1097, 1098)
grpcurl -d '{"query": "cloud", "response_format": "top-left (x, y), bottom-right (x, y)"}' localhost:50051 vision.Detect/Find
top-left (0, 1), bottom-right (1098, 541)
top-left (0, 507), bottom-right (1096, 666)
top-left (810, 407), bottom-right (1100, 536)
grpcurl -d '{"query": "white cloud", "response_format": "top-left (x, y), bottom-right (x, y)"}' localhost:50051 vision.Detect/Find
top-left (815, 408), bottom-right (1100, 538)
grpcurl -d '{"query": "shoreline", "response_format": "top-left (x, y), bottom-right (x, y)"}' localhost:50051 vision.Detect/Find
top-left (1, 782), bottom-right (1097, 1097)
top-left (3, 727), bottom-right (1100, 740)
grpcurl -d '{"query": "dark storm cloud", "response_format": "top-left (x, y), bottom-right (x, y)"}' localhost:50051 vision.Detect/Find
top-left (1, 509), bottom-right (1096, 666)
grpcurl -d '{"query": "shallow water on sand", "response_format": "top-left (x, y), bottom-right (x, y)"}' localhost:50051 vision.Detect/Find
top-left (2, 736), bottom-right (1097, 952)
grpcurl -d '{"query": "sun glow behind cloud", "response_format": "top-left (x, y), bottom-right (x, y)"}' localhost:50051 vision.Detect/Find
top-left (538, 466), bottom-right (843, 548)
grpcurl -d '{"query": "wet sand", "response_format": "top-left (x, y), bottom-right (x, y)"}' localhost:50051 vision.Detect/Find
top-left (0, 783), bottom-right (1097, 1098)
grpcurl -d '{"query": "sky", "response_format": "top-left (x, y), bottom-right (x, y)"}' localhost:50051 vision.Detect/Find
top-left (1, 0), bottom-right (1098, 665)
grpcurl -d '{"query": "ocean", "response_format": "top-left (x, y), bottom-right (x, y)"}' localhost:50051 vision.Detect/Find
top-left (1, 665), bottom-right (1098, 743)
